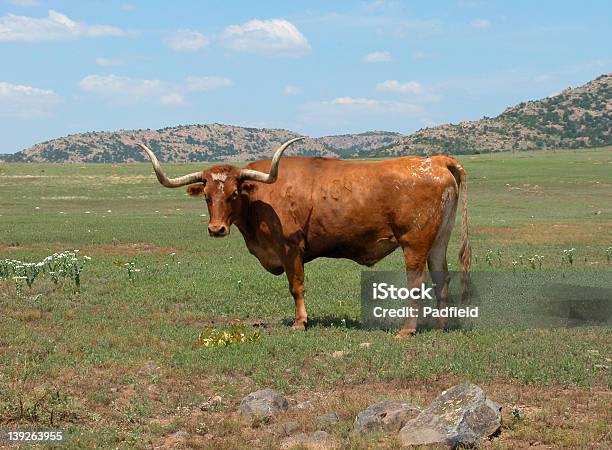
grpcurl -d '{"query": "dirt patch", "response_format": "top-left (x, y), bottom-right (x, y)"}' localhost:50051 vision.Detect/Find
top-left (83, 243), bottom-right (179, 257)
top-left (0, 242), bottom-right (179, 257)
top-left (505, 183), bottom-right (545, 195)
top-left (0, 243), bottom-right (34, 253)
top-left (177, 315), bottom-right (276, 328)
top-left (473, 222), bottom-right (612, 245)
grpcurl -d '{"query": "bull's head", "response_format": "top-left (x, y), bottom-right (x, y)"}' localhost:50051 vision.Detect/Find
top-left (138, 137), bottom-right (304, 237)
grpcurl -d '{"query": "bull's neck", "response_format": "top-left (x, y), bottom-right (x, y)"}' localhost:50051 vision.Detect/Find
top-left (234, 198), bottom-right (257, 241)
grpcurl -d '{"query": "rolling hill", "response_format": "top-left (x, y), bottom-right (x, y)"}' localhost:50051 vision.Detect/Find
top-left (0, 125), bottom-right (402, 163)
top-left (1, 73), bottom-right (609, 163)
top-left (386, 73), bottom-right (611, 156)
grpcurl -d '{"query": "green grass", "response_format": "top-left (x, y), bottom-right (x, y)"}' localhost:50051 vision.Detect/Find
top-left (0, 147), bottom-right (611, 448)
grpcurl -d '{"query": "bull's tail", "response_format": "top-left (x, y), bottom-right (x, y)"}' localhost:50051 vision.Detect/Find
top-left (447, 158), bottom-right (471, 302)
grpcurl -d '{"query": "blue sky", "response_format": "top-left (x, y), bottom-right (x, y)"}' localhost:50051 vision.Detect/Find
top-left (0, 0), bottom-right (610, 153)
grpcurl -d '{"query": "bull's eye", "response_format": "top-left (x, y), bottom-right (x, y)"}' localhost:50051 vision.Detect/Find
top-left (231, 190), bottom-right (239, 199)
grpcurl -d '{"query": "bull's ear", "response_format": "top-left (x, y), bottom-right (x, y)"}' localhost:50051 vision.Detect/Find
top-left (239, 181), bottom-right (255, 194)
top-left (186, 183), bottom-right (205, 197)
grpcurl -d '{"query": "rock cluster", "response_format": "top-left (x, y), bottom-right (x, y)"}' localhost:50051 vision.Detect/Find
top-left (239, 382), bottom-right (501, 448)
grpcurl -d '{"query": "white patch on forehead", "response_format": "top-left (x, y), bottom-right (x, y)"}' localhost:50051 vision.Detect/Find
top-left (211, 173), bottom-right (227, 182)
top-left (211, 172), bottom-right (227, 192)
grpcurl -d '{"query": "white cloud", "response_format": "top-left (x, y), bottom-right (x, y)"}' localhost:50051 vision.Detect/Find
top-left (79, 74), bottom-right (161, 97)
top-left (160, 93), bottom-right (186, 106)
top-left (298, 96), bottom-right (419, 129)
top-left (471, 19), bottom-right (490, 29)
top-left (324, 96), bottom-right (418, 113)
top-left (376, 80), bottom-right (423, 95)
top-left (120, 3), bottom-right (135, 11)
top-left (185, 76), bottom-right (233, 91)
top-left (0, 81), bottom-right (59, 118)
top-left (0, 10), bottom-right (129, 41)
top-left (95, 57), bottom-right (124, 67)
top-left (79, 74), bottom-right (233, 106)
top-left (412, 51), bottom-right (427, 60)
top-left (363, 51), bottom-right (391, 63)
top-left (220, 18), bottom-right (310, 57)
top-left (283, 85), bottom-right (302, 96)
top-left (9, 0), bottom-right (39, 6)
top-left (330, 97), bottom-right (379, 107)
top-left (165, 29), bottom-right (210, 52)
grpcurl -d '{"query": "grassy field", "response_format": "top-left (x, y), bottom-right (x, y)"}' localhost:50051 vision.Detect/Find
top-left (1, 148), bottom-right (611, 449)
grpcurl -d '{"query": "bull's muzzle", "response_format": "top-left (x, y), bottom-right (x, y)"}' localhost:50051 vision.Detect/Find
top-left (208, 224), bottom-right (229, 237)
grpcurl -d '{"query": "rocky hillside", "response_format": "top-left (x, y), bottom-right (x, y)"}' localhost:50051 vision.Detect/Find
top-left (1, 125), bottom-right (403, 163)
top-left (387, 73), bottom-right (611, 155)
top-left (1, 73), bottom-right (609, 162)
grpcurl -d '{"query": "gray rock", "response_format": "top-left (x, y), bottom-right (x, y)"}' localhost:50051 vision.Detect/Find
top-left (273, 421), bottom-right (300, 437)
top-left (281, 430), bottom-right (335, 449)
top-left (316, 412), bottom-right (340, 428)
top-left (240, 388), bottom-right (289, 419)
top-left (398, 383), bottom-right (501, 448)
top-left (354, 400), bottom-right (422, 434)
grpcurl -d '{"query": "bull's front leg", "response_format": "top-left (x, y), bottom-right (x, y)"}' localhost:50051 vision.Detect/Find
top-left (283, 253), bottom-right (307, 330)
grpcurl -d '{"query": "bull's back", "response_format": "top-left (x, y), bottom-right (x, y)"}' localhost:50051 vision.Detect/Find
top-left (245, 156), bottom-right (458, 264)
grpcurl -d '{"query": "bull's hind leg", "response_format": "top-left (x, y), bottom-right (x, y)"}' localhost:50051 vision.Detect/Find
top-left (427, 187), bottom-right (457, 330)
top-left (427, 244), bottom-right (451, 330)
top-left (396, 245), bottom-right (428, 338)
top-left (282, 252), bottom-right (308, 331)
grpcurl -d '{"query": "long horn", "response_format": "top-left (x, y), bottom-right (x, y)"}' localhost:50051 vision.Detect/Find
top-left (239, 137), bottom-right (305, 183)
top-left (137, 142), bottom-right (203, 188)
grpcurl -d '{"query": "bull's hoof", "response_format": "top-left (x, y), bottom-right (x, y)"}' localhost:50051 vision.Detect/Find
top-left (292, 321), bottom-right (307, 331)
top-left (395, 328), bottom-right (416, 338)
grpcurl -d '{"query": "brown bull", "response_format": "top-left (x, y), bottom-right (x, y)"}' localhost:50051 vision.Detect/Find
top-left (138, 137), bottom-right (471, 335)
